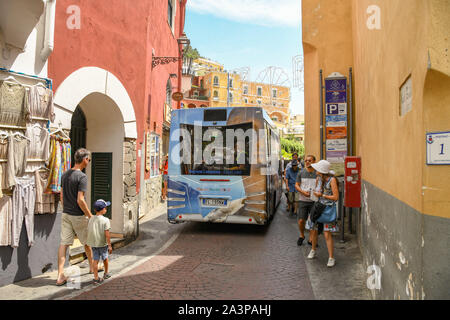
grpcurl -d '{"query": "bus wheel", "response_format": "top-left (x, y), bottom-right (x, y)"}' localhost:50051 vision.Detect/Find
top-left (270, 194), bottom-right (276, 220)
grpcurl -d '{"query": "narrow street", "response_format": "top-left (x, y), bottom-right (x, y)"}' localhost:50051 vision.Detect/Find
top-left (66, 197), bottom-right (369, 300)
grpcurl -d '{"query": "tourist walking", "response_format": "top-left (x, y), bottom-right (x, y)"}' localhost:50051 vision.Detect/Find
top-left (284, 159), bottom-right (300, 216)
top-left (306, 160), bottom-right (339, 267)
top-left (56, 148), bottom-right (93, 286)
top-left (295, 155), bottom-right (317, 245)
top-left (87, 199), bottom-right (113, 284)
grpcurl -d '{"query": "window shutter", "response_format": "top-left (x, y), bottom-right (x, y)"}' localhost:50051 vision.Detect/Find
top-left (91, 153), bottom-right (113, 219)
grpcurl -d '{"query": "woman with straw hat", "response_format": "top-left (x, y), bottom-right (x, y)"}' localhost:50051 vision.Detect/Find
top-left (306, 160), bottom-right (339, 267)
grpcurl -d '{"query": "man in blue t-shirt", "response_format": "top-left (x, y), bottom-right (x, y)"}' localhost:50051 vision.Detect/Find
top-left (284, 160), bottom-right (300, 215)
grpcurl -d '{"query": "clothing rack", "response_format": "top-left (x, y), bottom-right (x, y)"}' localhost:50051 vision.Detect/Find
top-left (0, 159), bottom-right (47, 163)
top-left (0, 67), bottom-right (52, 89)
top-left (30, 116), bottom-right (50, 122)
top-left (0, 124), bottom-right (27, 130)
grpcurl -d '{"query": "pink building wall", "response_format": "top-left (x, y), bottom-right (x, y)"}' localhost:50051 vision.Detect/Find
top-left (48, 0), bottom-right (187, 189)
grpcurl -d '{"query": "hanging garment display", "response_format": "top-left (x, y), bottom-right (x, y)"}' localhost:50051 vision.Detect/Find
top-left (27, 85), bottom-right (55, 121)
top-left (0, 195), bottom-right (12, 246)
top-left (46, 136), bottom-right (60, 193)
top-left (62, 140), bottom-right (71, 172)
top-left (45, 135), bottom-right (71, 193)
top-left (26, 123), bottom-right (50, 161)
top-left (34, 169), bottom-right (55, 214)
top-left (11, 176), bottom-right (36, 248)
top-left (0, 81), bottom-right (29, 126)
top-left (9, 133), bottom-right (29, 179)
top-left (0, 134), bottom-right (16, 191)
top-left (0, 135), bottom-right (11, 196)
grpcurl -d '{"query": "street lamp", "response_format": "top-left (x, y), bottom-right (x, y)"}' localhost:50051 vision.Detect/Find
top-left (152, 32), bottom-right (190, 69)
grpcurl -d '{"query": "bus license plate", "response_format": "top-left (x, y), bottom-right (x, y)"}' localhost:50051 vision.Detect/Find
top-left (203, 198), bottom-right (227, 207)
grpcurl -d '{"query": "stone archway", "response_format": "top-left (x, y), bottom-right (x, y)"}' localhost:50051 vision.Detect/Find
top-left (53, 67), bottom-right (138, 236)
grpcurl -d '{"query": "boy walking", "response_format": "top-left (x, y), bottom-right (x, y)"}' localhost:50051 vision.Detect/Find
top-left (87, 199), bottom-right (112, 284)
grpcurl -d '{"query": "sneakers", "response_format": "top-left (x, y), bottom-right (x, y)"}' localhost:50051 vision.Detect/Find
top-left (297, 237), bottom-right (304, 246)
top-left (307, 250), bottom-right (316, 259)
top-left (327, 258), bottom-right (336, 267)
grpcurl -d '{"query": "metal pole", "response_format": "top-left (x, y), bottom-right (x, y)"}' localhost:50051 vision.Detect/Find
top-left (227, 72), bottom-right (230, 107)
top-left (319, 70), bottom-right (324, 159)
top-left (348, 67), bottom-right (353, 156)
top-left (348, 67), bottom-right (353, 234)
top-left (339, 179), bottom-right (345, 242)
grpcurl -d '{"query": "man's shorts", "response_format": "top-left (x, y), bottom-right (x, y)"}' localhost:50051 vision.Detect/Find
top-left (60, 213), bottom-right (89, 246)
top-left (297, 201), bottom-right (314, 221)
top-left (92, 246), bottom-right (108, 261)
top-left (287, 192), bottom-right (300, 203)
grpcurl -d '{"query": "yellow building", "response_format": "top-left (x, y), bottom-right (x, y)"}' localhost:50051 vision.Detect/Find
top-left (203, 71), bottom-right (243, 108)
top-left (285, 114), bottom-right (305, 142)
top-left (193, 57), bottom-right (224, 75)
top-left (241, 81), bottom-right (290, 131)
top-left (202, 70), bottom-right (291, 133)
top-left (302, 0), bottom-right (450, 299)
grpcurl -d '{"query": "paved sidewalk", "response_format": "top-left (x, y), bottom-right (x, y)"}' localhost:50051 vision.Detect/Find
top-left (283, 200), bottom-right (371, 300)
top-left (0, 202), bottom-right (185, 300)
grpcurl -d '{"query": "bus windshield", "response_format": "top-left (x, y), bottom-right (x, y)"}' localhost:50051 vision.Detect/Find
top-left (179, 122), bottom-right (253, 176)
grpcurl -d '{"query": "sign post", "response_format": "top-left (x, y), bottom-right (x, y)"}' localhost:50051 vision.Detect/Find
top-left (324, 73), bottom-right (348, 176)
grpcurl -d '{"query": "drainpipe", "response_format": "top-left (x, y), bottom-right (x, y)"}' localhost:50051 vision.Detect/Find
top-left (40, 0), bottom-right (56, 62)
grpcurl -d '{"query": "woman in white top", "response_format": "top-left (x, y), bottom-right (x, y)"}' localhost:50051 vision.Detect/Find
top-left (307, 160), bottom-right (339, 267)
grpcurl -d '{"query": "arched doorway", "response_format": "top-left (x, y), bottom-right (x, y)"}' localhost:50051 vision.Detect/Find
top-left (77, 93), bottom-right (124, 221)
top-left (53, 67), bottom-right (137, 235)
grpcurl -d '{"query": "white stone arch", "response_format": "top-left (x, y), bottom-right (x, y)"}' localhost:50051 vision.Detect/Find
top-left (52, 66), bottom-right (137, 138)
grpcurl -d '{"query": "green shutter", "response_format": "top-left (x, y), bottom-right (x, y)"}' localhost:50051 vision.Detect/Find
top-left (91, 153), bottom-right (113, 219)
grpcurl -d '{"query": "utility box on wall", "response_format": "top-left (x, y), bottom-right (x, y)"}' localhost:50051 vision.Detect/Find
top-left (344, 156), bottom-right (361, 208)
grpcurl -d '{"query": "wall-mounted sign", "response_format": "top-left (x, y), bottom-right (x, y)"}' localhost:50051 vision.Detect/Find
top-left (326, 103), bottom-right (347, 115)
top-left (172, 92), bottom-right (184, 102)
top-left (164, 103), bottom-right (172, 123)
top-left (426, 131), bottom-right (450, 165)
top-left (326, 115), bottom-right (347, 127)
top-left (325, 78), bottom-right (347, 103)
top-left (400, 76), bottom-right (412, 116)
top-left (326, 139), bottom-right (347, 151)
top-left (327, 151), bottom-right (347, 163)
top-left (145, 132), bottom-right (151, 172)
top-left (324, 75), bottom-right (348, 170)
top-left (326, 127), bottom-right (347, 139)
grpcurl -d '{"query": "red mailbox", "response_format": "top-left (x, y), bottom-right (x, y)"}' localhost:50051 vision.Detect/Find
top-left (344, 156), bottom-right (361, 208)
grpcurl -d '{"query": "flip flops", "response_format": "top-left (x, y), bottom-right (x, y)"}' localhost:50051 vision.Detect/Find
top-left (56, 279), bottom-right (67, 286)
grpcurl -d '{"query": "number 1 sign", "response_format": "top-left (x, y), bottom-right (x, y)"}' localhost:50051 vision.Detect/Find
top-left (426, 131), bottom-right (450, 165)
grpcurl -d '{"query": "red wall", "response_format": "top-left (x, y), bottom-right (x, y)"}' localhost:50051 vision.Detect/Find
top-left (49, 0), bottom-right (186, 189)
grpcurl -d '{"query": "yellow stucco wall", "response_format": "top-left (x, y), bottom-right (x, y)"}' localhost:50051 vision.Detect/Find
top-left (351, 0), bottom-right (445, 214)
top-left (302, 0), bottom-right (354, 160)
top-left (421, 0), bottom-right (450, 218)
top-left (302, 0), bottom-right (449, 217)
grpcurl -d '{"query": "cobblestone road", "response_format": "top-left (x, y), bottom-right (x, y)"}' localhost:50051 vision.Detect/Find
top-left (73, 204), bottom-right (315, 300)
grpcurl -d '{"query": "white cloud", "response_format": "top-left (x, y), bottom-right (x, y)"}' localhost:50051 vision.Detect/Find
top-left (187, 0), bottom-right (301, 28)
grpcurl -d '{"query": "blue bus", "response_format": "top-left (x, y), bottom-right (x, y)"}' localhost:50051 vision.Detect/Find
top-left (167, 107), bottom-right (282, 225)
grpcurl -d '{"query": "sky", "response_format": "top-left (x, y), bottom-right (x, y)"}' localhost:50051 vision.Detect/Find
top-left (184, 0), bottom-right (304, 115)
